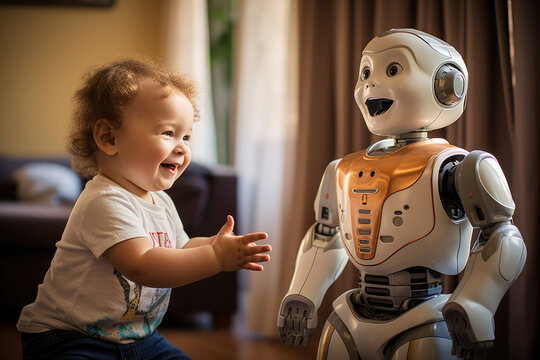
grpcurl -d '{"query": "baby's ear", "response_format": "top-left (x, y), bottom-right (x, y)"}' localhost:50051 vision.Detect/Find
top-left (93, 119), bottom-right (118, 156)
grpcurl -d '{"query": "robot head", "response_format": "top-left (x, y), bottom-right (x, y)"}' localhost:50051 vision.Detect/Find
top-left (354, 29), bottom-right (468, 136)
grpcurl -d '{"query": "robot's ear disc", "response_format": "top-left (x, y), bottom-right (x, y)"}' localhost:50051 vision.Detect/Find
top-left (435, 64), bottom-right (466, 106)
top-left (365, 98), bottom-right (394, 117)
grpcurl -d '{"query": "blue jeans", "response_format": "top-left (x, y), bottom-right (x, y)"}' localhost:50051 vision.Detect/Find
top-left (20, 329), bottom-right (192, 360)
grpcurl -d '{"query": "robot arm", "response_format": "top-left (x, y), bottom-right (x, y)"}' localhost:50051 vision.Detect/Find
top-left (278, 160), bottom-right (349, 345)
top-left (442, 151), bottom-right (527, 359)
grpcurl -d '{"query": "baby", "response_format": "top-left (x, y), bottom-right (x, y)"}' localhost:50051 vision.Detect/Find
top-left (17, 59), bottom-right (271, 360)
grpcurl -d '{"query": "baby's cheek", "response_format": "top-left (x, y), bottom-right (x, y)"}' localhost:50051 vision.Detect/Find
top-left (185, 152), bottom-right (193, 165)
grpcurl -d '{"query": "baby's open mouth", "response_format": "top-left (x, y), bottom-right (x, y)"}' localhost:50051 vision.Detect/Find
top-left (365, 98), bottom-right (394, 117)
top-left (160, 163), bottom-right (178, 173)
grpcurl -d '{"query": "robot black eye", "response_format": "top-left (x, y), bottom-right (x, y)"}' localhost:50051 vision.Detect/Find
top-left (361, 67), bottom-right (371, 81)
top-left (386, 62), bottom-right (403, 77)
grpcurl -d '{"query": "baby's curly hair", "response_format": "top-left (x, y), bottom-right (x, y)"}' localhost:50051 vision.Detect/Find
top-left (67, 58), bottom-right (199, 178)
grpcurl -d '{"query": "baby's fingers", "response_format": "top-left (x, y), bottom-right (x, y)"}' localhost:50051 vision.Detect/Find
top-left (241, 232), bottom-right (268, 244)
top-left (245, 244), bottom-right (272, 255)
top-left (217, 215), bottom-right (235, 235)
top-left (243, 262), bottom-right (264, 271)
top-left (247, 254), bottom-right (270, 263)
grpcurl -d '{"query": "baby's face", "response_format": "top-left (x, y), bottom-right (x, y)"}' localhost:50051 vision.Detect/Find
top-left (112, 81), bottom-right (194, 193)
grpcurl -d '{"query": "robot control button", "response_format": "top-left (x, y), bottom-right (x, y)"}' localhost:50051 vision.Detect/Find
top-left (393, 216), bottom-right (404, 226)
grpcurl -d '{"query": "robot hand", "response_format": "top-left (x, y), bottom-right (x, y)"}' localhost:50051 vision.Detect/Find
top-left (278, 294), bottom-right (316, 345)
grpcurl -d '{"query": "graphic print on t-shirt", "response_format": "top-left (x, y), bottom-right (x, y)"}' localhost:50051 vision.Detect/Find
top-left (86, 268), bottom-right (170, 341)
top-left (114, 268), bottom-right (144, 321)
top-left (86, 231), bottom-right (173, 342)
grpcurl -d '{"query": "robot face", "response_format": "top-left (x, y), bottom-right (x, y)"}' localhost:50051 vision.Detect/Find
top-left (354, 30), bottom-right (468, 136)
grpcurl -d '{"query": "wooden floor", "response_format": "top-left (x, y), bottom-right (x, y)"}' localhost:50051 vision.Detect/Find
top-left (0, 315), bottom-right (319, 360)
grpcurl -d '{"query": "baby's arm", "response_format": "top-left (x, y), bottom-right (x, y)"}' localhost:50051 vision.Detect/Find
top-left (183, 236), bottom-right (215, 248)
top-left (103, 216), bottom-right (271, 288)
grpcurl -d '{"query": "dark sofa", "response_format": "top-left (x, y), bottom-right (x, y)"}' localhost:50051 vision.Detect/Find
top-left (0, 155), bottom-right (237, 326)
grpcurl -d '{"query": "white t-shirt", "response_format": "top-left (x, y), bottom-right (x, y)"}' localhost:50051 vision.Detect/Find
top-left (17, 175), bottom-right (190, 344)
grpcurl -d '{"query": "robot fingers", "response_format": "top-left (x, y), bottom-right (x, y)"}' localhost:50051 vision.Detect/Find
top-left (279, 324), bottom-right (312, 346)
top-left (278, 294), bottom-right (317, 346)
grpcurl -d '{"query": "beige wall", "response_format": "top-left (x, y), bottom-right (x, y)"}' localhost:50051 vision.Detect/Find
top-left (0, 0), bottom-right (164, 156)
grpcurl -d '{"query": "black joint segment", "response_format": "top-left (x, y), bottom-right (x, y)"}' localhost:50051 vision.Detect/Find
top-left (322, 206), bottom-right (329, 220)
top-left (438, 155), bottom-right (466, 220)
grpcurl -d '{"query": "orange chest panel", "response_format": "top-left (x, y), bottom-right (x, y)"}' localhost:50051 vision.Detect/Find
top-left (336, 139), bottom-right (456, 260)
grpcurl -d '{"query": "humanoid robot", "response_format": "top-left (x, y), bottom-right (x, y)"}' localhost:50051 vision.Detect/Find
top-left (277, 29), bottom-right (527, 360)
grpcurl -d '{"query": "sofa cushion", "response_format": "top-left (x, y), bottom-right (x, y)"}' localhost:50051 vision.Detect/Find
top-left (0, 202), bottom-right (72, 248)
top-left (0, 155), bottom-right (73, 201)
top-left (13, 162), bottom-right (82, 205)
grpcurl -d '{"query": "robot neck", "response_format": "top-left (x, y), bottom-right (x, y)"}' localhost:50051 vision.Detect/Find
top-left (368, 131), bottom-right (429, 156)
top-left (393, 131), bottom-right (429, 146)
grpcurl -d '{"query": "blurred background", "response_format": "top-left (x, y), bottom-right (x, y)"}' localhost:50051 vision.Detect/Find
top-left (1, 0), bottom-right (539, 359)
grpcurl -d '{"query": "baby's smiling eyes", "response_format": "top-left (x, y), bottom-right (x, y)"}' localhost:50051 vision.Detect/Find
top-left (162, 131), bottom-right (191, 142)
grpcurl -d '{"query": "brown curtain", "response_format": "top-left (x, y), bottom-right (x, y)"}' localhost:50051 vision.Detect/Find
top-left (277, 0), bottom-right (540, 358)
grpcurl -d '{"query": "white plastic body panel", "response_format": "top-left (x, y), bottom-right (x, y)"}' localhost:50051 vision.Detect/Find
top-left (390, 337), bottom-right (455, 360)
top-left (336, 146), bottom-right (473, 275)
top-left (315, 160), bottom-right (341, 227)
top-left (477, 158), bottom-right (514, 208)
top-left (444, 225), bottom-right (526, 342)
top-left (318, 329), bottom-right (351, 360)
top-left (333, 290), bottom-right (451, 360)
top-left (284, 224), bottom-right (348, 310)
top-left (283, 160), bottom-right (349, 311)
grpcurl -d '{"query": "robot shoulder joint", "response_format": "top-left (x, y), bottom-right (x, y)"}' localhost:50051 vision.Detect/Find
top-left (455, 151), bottom-right (514, 228)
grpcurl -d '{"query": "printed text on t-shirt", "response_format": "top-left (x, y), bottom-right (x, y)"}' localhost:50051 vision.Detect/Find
top-left (149, 232), bottom-right (172, 248)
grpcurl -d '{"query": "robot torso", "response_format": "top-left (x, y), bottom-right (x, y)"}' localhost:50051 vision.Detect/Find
top-left (335, 138), bottom-right (473, 275)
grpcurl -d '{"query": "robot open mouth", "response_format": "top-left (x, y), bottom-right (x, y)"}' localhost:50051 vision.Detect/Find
top-left (365, 98), bottom-right (394, 117)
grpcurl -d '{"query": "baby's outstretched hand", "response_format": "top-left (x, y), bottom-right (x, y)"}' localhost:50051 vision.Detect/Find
top-left (212, 215), bottom-right (271, 271)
